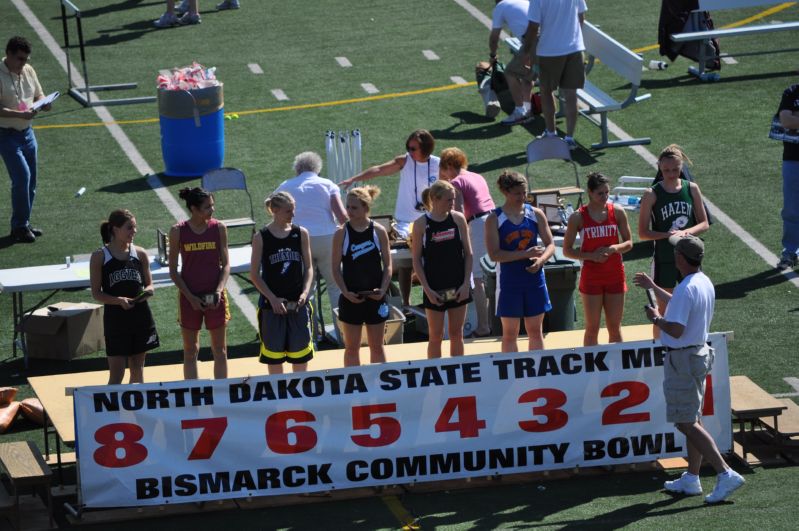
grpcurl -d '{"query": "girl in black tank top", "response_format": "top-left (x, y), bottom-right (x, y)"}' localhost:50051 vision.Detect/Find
top-left (332, 186), bottom-right (393, 367)
top-left (259, 224), bottom-right (304, 307)
top-left (411, 181), bottom-right (473, 359)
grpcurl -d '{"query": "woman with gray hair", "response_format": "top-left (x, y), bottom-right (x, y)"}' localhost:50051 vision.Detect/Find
top-left (275, 151), bottom-right (348, 343)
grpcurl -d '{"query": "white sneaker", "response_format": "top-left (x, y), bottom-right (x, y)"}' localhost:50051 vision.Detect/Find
top-left (664, 472), bottom-right (702, 496)
top-left (500, 108), bottom-right (531, 125)
top-left (175, 0), bottom-right (190, 15)
top-left (153, 11), bottom-right (179, 28)
top-left (705, 470), bottom-right (745, 504)
top-left (485, 100), bottom-right (501, 119)
top-left (177, 12), bottom-right (202, 25)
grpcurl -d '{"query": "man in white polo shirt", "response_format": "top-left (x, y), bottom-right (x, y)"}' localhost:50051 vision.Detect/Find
top-left (635, 234), bottom-right (745, 504)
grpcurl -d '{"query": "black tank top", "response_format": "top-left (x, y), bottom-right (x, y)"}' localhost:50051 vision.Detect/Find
top-left (341, 221), bottom-right (383, 292)
top-left (259, 225), bottom-right (304, 307)
top-left (100, 246), bottom-right (154, 333)
top-left (422, 213), bottom-right (465, 291)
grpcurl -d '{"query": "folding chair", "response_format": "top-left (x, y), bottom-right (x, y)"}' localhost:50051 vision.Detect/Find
top-left (201, 167), bottom-right (256, 245)
top-left (524, 136), bottom-right (584, 229)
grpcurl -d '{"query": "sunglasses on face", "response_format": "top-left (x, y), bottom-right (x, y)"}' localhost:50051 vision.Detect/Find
top-left (407, 145), bottom-right (420, 152)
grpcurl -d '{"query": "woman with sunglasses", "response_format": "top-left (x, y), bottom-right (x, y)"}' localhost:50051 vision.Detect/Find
top-left (331, 185), bottom-right (393, 367)
top-left (339, 129), bottom-right (439, 308)
top-left (563, 172), bottom-right (632, 346)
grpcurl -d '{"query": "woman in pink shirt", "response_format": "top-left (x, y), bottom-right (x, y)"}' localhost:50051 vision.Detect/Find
top-left (439, 147), bottom-right (495, 337)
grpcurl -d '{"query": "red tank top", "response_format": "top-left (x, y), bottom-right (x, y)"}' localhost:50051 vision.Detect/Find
top-left (579, 203), bottom-right (623, 278)
top-left (178, 218), bottom-right (222, 293)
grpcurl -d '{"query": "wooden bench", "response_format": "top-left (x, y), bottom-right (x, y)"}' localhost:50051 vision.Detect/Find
top-left (578, 21), bottom-right (651, 149)
top-left (0, 441), bottom-right (54, 529)
top-left (729, 375), bottom-right (788, 461)
top-left (671, 0), bottom-right (799, 77)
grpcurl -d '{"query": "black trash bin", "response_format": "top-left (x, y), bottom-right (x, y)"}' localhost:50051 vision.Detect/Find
top-left (480, 247), bottom-right (580, 335)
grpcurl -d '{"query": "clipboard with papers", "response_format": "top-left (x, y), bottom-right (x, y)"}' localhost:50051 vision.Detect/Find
top-left (31, 91), bottom-right (60, 111)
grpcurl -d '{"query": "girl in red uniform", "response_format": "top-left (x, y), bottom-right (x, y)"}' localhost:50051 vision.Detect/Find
top-left (169, 187), bottom-right (230, 380)
top-left (563, 172), bottom-right (633, 346)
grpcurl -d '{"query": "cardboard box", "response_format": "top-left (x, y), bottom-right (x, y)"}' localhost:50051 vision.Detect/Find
top-left (22, 302), bottom-right (105, 360)
top-left (334, 305), bottom-right (406, 346)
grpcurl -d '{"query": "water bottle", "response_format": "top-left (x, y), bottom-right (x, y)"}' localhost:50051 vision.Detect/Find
top-left (565, 203), bottom-right (575, 218)
top-left (627, 196), bottom-right (640, 207)
top-left (648, 60), bottom-right (668, 70)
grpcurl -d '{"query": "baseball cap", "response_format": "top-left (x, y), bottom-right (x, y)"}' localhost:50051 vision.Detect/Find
top-left (668, 233), bottom-right (704, 262)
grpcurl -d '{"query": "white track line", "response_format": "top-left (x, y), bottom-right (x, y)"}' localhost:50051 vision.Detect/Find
top-left (450, 76), bottom-right (468, 85)
top-left (361, 83), bottom-right (379, 94)
top-left (13, 0), bottom-right (259, 329)
top-left (271, 89), bottom-right (289, 101)
top-left (335, 57), bottom-right (352, 68)
top-left (422, 50), bottom-right (440, 61)
top-left (454, 0), bottom-right (799, 288)
top-left (721, 56), bottom-right (738, 65)
top-left (248, 63), bottom-right (264, 74)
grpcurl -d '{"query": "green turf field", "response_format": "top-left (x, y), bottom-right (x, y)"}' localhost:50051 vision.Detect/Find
top-left (1, 0), bottom-right (798, 528)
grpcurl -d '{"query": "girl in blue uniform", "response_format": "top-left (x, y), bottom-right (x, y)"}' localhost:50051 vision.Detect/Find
top-left (485, 170), bottom-right (555, 353)
top-left (411, 180), bottom-right (473, 358)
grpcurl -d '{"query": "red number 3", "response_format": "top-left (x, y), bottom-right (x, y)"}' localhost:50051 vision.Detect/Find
top-left (93, 423), bottom-right (148, 468)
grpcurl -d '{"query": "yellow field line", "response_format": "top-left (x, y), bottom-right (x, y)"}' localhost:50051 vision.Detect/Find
top-left (632, 1), bottom-right (797, 53)
top-left (32, 82), bottom-right (475, 130)
top-left (382, 495), bottom-right (420, 530)
top-left (33, 2), bottom-right (797, 131)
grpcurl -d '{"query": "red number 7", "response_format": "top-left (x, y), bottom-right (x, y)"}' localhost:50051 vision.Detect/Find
top-left (181, 417), bottom-right (228, 460)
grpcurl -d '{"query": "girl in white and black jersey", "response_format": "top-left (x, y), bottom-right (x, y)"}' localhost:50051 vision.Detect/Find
top-left (331, 185), bottom-right (393, 367)
top-left (250, 192), bottom-right (314, 374)
top-left (89, 209), bottom-right (159, 384)
top-left (411, 180), bottom-right (473, 359)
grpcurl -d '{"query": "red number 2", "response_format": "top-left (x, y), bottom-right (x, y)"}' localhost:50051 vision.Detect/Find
top-left (181, 417), bottom-right (228, 460)
top-left (93, 423), bottom-right (148, 468)
top-left (601, 381), bottom-right (650, 425)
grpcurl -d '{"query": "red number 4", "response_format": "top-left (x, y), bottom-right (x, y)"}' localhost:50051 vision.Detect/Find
top-left (434, 396), bottom-right (486, 438)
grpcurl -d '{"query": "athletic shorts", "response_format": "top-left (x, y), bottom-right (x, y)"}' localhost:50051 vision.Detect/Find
top-left (538, 51), bottom-right (585, 91)
top-left (338, 295), bottom-right (390, 325)
top-left (663, 345), bottom-right (714, 423)
top-left (506, 44), bottom-right (535, 82)
top-left (178, 290), bottom-right (230, 331)
top-left (422, 291), bottom-right (472, 312)
top-left (579, 275), bottom-right (627, 295)
top-left (653, 259), bottom-right (681, 290)
top-left (257, 305), bottom-right (314, 365)
top-left (496, 284), bottom-right (551, 318)
top-left (105, 326), bottom-right (160, 357)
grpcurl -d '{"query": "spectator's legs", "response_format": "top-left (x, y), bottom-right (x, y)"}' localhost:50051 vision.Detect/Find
top-left (472, 278), bottom-right (491, 336)
top-left (540, 87), bottom-right (558, 134)
top-left (310, 234), bottom-right (342, 343)
top-left (781, 160), bottom-right (799, 258)
top-left (0, 128), bottom-right (36, 230)
top-left (398, 266), bottom-right (412, 307)
top-left (561, 88), bottom-right (579, 137)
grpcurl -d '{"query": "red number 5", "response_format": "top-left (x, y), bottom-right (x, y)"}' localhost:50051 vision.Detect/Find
top-left (351, 404), bottom-right (401, 447)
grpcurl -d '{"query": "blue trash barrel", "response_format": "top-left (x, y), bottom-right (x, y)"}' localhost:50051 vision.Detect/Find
top-left (158, 85), bottom-right (224, 177)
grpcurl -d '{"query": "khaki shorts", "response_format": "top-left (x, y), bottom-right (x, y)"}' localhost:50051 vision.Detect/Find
top-left (663, 345), bottom-right (714, 424)
top-left (538, 51), bottom-right (585, 91)
top-left (506, 45), bottom-right (535, 82)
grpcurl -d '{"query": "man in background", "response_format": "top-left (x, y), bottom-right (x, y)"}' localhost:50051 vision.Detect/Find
top-left (489, 0), bottom-right (534, 125)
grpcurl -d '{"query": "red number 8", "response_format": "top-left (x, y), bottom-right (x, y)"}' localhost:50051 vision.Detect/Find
top-left (93, 423), bottom-right (148, 468)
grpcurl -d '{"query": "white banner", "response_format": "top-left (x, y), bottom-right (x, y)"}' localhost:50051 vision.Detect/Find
top-left (74, 334), bottom-right (731, 507)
